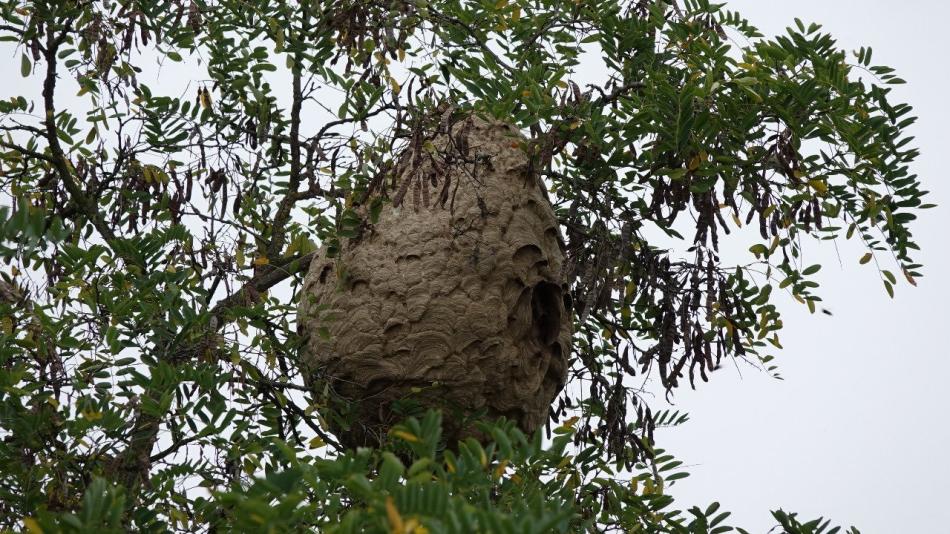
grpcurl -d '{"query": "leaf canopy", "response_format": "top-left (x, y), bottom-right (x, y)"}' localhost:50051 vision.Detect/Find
top-left (0, 0), bottom-right (923, 531)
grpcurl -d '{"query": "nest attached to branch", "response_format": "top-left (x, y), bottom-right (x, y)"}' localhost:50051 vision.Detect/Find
top-left (298, 114), bottom-right (572, 448)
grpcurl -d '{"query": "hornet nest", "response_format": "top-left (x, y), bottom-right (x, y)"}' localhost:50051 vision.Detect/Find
top-left (298, 114), bottom-right (572, 448)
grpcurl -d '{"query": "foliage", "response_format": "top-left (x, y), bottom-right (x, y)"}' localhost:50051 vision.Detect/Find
top-left (0, 0), bottom-right (925, 530)
top-left (27, 411), bottom-right (856, 533)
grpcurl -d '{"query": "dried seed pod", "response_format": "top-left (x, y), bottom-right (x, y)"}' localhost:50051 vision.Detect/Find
top-left (188, 0), bottom-right (202, 34)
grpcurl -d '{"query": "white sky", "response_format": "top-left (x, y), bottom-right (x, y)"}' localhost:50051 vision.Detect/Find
top-left (2, 1), bottom-right (947, 532)
top-left (648, 2), bottom-right (950, 532)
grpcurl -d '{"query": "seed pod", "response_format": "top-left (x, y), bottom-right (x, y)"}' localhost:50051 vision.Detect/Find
top-left (188, 0), bottom-right (202, 34)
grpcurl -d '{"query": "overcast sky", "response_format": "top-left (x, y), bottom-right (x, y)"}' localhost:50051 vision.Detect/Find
top-left (646, 2), bottom-right (950, 532)
top-left (2, 1), bottom-right (947, 532)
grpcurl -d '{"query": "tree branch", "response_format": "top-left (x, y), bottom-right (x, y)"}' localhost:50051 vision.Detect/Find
top-left (211, 251), bottom-right (316, 320)
top-left (40, 22), bottom-right (118, 245)
top-left (267, 56), bottom-right (305, 260)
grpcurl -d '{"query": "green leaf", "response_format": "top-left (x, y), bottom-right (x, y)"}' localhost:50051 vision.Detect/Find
top-left (884, 280), bottom-right (894, 298)
top-left (882, 270), bottom-right (897, 285)
top-left (20, 53), bottom-right (30, 77)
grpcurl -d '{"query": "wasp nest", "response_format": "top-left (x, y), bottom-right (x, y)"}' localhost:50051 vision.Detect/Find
top-left (298, 115), bottom-right (571, 448)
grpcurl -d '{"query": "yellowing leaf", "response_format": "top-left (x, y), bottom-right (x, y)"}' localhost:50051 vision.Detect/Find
top-left (268, 18), bottom-right (285, 50)
top-left (687, 153), bottom-right (702, 171)
top-left (386, 496), bottom-right (405, 534)
top-left (199, 88), bottom-right (212, 110)
top-left (404, 519), bottom-right (426, 534)
top-left (642, 478), bottom-right (655, 495)
top-left (389, 76), bottom-right (401, 94)
top-left (725, 320), bottom-right (735, 339)
top-left (309, 436), bottom-right (326, 449)
top-left (23, 518), bottom-right (43, 534)
top-left (561, 415), bottom-right (580, 429)
top-left (391, 430), bottom-right (419, 443)
top-left (808, 178), bottom-right (828, 195)
top-left (1, 316), bottom-right (12, 335)
top-left (253, 256), bottom-right (270, 267)
top-left (398, 48), bottom-right (406, 62)
top-left (493, 459), bottom-right (509, 480)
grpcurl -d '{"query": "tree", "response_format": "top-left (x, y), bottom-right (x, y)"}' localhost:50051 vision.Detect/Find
top-left (0, 0), bottom-right (928, 531)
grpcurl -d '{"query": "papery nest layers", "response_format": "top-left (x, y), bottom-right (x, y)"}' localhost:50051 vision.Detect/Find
top-left (298, 114), bottom-right (572, 449)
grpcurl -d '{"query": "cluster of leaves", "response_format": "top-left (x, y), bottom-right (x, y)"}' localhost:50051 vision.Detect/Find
top-left (26, 411), bottom-right (855, 534)
top-left (0, 0), bottom-right (924, 530)
top-left (521, 2), bottom-right (929, 459)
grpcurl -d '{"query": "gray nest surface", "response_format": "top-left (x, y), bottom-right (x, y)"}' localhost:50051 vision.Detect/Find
top-left (298, 115), bottom-right (572, 448)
